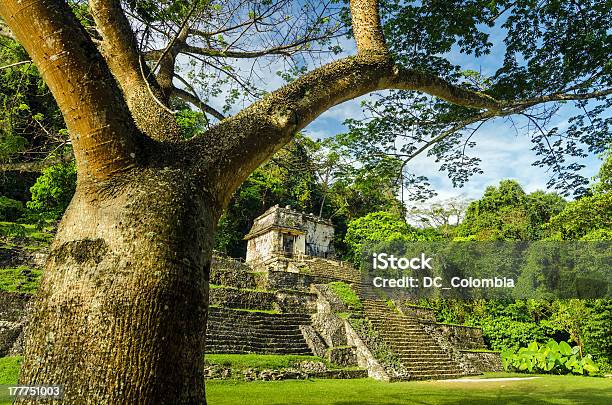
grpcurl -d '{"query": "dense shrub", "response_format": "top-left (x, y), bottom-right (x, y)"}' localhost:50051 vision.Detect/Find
top-left (0, 196), bottom-right (24, 221)
top-left (582, 300), bottom-right (612, 371)
top-left (27, 161), bottom-right (76, 219)
top-left (345, 211), bottom-right (440, 265)
top-left (479, 317), bottom-right (548, 351)
top-left (502, 340), bottom-right (599, 376)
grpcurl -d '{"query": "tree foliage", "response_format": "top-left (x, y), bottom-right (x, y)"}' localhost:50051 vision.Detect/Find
top-left (0, 37), bottom-right (68, 166)
top-left (340, 0), bottom-right (611, 199)
top-left (548, 152), bottom-right (612, 240)
top-left (26, 162), bottom-right (77, 220)
top-left (457, 180), bottom-right (566, 240)
top-left (344, 211), bottom-right (440, 264)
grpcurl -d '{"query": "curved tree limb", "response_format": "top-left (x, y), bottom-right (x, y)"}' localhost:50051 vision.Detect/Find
top-left (0, 0), bottom-right (139, 181)
top-left (89, 0), bottom-right (182, 142)
top-left (195, 53), bottom-right (503, 204)
top-left (195, 0), bottom-right (609, 206)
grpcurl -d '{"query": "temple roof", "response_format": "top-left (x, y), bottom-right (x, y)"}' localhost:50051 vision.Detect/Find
top-left (244, 205), bottom-right (333, 240)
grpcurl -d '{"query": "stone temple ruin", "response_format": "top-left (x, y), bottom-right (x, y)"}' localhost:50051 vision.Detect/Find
top-left (1, 205), bottom-right (501, 381)
top-left (208, 205), bottom-right (502, 380)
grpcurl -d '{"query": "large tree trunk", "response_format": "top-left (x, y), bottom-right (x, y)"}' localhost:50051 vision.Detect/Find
top-left (19, 168), bottom-right (218, 404)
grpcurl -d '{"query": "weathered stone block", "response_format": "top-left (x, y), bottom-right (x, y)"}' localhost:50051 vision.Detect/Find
top-left (460, 351), bottom-right (503, 372)
top-left (326, 346), bottom-right (357, 367)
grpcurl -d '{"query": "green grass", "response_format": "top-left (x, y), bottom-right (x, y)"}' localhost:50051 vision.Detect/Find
top-left (1, 359), bottom-right (610, 404)
top-left (0, 357), bottom-right (20, 385)
top-left (206, 374), bottom-right (612, 404)
top-left (328, 281), bottom-right (362, 310)
top-left (0, 221), bottom-right (54, 245)
top-left (205, 354), bottom-right (324, 370)
top-left (0, 357), bottom-right (21, 405)
top-left (0, 266), bottom-right (42, 293)
top-left (335, 312), bottom-right (351, 319)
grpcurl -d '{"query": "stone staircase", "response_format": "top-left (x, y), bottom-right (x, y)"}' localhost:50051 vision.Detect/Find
top-left (357, 285), bottom-right (468, 380)
top-left (206, 307), bottom-right (313, 355)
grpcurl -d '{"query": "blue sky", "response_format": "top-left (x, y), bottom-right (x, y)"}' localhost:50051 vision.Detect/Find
top-left (301, 35), bottom-right (604, 203)
top-left (203, 25), bottom-right (604, 204)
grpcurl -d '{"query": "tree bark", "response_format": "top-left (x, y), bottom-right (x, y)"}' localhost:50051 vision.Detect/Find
top-left (19, 167), bottom-right (218, 404)
top-left (89, 0), bottom-right (183, 142)
top-left (0, 0), bottom-right (140, 181)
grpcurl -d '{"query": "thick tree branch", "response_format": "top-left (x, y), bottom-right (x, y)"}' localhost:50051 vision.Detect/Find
top-left (89, 0), bottom-right (182, 142)
top-left (194, 54), bottom-right (502, 205)
top-left (0, 0), bottom-right (139, 181)
top-left (350, 0), bottom-right (387, 55)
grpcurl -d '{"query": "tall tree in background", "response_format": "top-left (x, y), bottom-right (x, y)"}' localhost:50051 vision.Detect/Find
top-left (457, 180), bottom-right (566, 240)
top-left (0, 0), bottom-right (610, 403)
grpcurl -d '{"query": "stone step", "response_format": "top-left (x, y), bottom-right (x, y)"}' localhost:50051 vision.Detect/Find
top-left (379, 332), bottom-right (435, 340)
top-left (207, 342), bottom-right (310, 349)
top-left (205, 341), bottom-right (312, 348)
top-left (206, 348), bottom-right (313, 354)
top-left (396, 351), bottom-right (452, 357)
top-left (206, 343), bottom-right (312, 350)
top-left (359, 296), bottom-right (466, 378)
top-left (404, 369), bottom-right (463, 376)
top-left (207, 323), bottom-right (301, 336)
top-left (401, 362), bottom-right (458, 369)
top-left (208, 320), bottom-right (311, 327)
top-left (405, 366), bottom-right (463, 373)
top-left (208, 314), bottom-right (312, 322)
top-left (409, 373), bottom-right (466, 381)
top-left (395, 349), bottom-right (449, 354)
top-left (209, 309), bottom-right (311, 320)
top-left (395, 351), bottom-right (451, 358)
top-left (381, 339), bottom-right (439, 346)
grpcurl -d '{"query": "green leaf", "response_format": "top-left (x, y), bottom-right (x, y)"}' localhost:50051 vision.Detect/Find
top-left (559, 341), bottom-right (572, 356)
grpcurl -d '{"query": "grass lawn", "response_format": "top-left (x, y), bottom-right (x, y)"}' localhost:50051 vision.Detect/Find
top-left (206, 374), bottom-right (612, 405)
top-left (1, 357), bottom-right (610, 404)
top-left (0, 357), bottom-right (20, 385)
top-left (0, 266), bottom-right (42, 293)
top-left (205, 353), bottom-right (326, 370)
top-left (0, 221), bottom-right (54, 247)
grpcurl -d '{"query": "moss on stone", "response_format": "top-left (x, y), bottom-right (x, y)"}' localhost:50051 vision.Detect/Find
top-left (204, 354), bottom-right (325, 370)
top-left (327, 282), bottom-right (362, 311)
